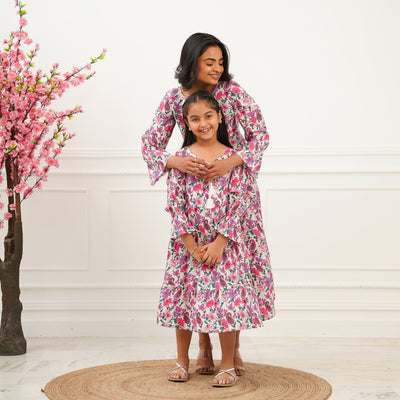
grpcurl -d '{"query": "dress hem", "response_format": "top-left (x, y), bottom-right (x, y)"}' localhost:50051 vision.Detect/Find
top-left (157, 320), bottom-right (264, 334)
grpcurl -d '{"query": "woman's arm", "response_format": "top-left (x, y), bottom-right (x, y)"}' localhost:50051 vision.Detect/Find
top-left (203, 82), bottom-right (268, 181)
top-left (167, 155), bottom-right (209, 177)
top-left (141, 92), bottom-right (176, 185)
top-left (204, 153), bottom-right (243, 182)
top-left (230, 81), bottom-right (269, 176)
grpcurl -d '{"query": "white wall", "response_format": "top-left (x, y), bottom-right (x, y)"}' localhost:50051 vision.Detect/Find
top-left (0, 0), bottom-right (399, 338)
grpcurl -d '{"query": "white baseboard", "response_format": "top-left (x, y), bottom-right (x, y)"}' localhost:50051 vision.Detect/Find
top-left (23, 318), bottom-right (400, 338)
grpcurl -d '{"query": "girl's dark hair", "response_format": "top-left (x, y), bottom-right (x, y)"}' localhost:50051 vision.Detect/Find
top-left (182, 91), bottom-right (232, 148)
top-left (175, 33), bottom-right (233, 90)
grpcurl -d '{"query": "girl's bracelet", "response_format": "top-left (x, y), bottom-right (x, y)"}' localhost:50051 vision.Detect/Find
top-left (190, 244), bottom-right (198, 256)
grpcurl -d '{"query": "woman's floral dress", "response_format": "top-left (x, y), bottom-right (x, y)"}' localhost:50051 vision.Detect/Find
top-left (158, 147), bottom-right (262, 332)
top-left (142, 80), bottom-right (275, 322)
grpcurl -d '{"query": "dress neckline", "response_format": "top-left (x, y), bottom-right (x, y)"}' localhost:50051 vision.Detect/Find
top-left (185, 146), bottom-right (232, 162)
top-left (179, 83), bottom-right (220, 99)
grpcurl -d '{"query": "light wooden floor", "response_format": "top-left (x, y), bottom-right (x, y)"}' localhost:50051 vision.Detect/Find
top-left (1, 336), bottom-right (399, 400)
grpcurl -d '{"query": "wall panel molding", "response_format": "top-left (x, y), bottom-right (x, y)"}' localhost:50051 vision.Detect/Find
top-left (49, 146), bottom-right (400, 176)
top-left (7, 145), bottom-right (399, 338)
top-left (18, 188), bottom-right (90, 272)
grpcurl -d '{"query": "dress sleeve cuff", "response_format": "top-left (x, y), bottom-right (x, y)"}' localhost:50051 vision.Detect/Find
top-left (217, 222), bottom-right (243, 243)
top-left (149, 152), bottom-right (171, 185)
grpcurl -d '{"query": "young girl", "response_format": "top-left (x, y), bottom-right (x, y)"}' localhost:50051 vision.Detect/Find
top-left (158, 91), bottom-right (263, 387)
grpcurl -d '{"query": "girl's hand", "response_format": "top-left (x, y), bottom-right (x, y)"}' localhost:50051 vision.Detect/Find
top-left (192, 244), bottom-right (206, 264)
top-left (167, 156), bottom-right (208, 177)
top-left (204, 155), bottom-right (243, 181)
top-left (201, 235), bottom-right (228, 265)
top-left (201, 242), bottom-right (224, 265)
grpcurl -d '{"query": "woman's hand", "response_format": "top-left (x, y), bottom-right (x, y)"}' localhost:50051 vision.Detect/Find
top-left (204, 154), bottom-right (244, 181)
top-left (167, 156), bottom-right (208, 177)
top-left (201, 234), bottom-right (228, 265)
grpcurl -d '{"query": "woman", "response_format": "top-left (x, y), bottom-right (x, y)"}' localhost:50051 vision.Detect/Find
top-left (142, 32), bottom-right (275, 377)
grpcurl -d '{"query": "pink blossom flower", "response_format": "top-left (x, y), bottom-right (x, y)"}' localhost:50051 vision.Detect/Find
top-left (4, 213), bottom-right (12, 220)
top-left (19, 18), bottom-right (27, 26)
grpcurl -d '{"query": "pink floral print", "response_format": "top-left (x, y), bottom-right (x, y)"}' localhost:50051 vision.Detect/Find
top-left (158, 148), bottom-right (263, 332)
top-left (142, 80), bottom-right (275, 323)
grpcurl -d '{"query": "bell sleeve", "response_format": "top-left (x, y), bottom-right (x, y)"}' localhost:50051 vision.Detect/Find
top-left (216, 165), bottom-right (249, 243)
top-left (166, 168), bottom-right (194, 238)
top-left (141, 91), bottom-right (176, 185)
top-left (229, 82), bottom-right (269, 177)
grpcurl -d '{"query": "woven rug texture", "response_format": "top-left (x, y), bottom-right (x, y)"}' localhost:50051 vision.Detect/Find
top-left (43, 359), bottom-right (332, 400)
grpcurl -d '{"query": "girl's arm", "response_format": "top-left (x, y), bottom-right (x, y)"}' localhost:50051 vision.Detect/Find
top-left (141, 91), bottom-right (176, 185)
top-left (200, 233), bottom-right (228, 265)
top-left (201, 166), bottom-right (249, 264)
top-left (166, 167), bottom-right (191, 237)
top-left (230, 81), bottom-right (269, 176)
top-left (216, 165), bottom-right (249, 243)
top-left (180, 233), bottom-right (205, 263)
top-left (166, 168), bottom-right (204, 261)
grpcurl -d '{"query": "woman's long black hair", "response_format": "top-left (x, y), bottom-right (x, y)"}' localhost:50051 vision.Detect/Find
top-left (182, 91), bottom-right (232, 149)
top-left (175, 33), bottom-right (233, 90)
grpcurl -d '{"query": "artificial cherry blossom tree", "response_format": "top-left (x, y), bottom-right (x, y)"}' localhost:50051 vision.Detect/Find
top-left (0, 1), bottom-right (106, 355)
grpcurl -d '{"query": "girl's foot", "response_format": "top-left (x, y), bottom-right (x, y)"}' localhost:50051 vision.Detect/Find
top-left (212, 367), bottom-right (238, 387)
top-left (195, 346), bottom-right (215, 374)
top-left (234, 347), bottom-right (245, 376)
top-left (168, 360), bottom-right (189, 382)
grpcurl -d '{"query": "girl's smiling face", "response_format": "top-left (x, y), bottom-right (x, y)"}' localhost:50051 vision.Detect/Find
top-left (185, 100), bottom-right (222, 144)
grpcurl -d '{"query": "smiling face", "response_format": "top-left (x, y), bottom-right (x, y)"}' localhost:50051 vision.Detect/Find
top-left (195, 46), bottom-right (224, 91)
top-left (185, 100), bottom-right (222, 144)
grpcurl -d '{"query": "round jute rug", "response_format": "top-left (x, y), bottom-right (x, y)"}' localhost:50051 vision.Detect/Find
top-left (43, 359), bottom-right (332, 400)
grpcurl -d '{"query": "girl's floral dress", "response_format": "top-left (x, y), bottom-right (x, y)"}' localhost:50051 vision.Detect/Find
top-left (158, 147), bottom-right (262, 332)
top-left (142, 80), bottom-right (275, 322)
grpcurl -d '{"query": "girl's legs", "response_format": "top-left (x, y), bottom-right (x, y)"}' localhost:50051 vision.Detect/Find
top-left (196, 332), bottom-right (215, 373)
top-left (212, 330), bottom-right (237, 385)
top-left (169, 328), bottom-right (192, 380)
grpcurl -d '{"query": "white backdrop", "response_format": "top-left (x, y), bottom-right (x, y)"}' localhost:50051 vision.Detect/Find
top-left (0, 0), bottom-right (399, 337)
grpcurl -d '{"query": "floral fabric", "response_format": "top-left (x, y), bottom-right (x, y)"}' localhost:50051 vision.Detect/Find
top-left (158, 147), bottom-right (263, 332)
top-left (142, 80), bottom-right (275, 323)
